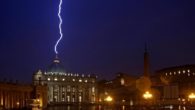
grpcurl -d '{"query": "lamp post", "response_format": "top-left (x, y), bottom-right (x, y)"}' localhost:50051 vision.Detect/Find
top-left (105, 96), bottom-right (113, 102)
top-left (188, 93), bottom-right (195, 105)
top-left (143, 91), bottom-right (153, 99)
top-left (142, 91), bottom-right (153, 109)
top-left (189, 93), bottom-right (195, 99)
top-left (103, 96), bottom-right (113, 109)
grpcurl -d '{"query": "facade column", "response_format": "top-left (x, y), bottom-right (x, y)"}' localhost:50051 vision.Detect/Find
top-left (57, 85), bottom-right (59, 102)
top-left (64, 86), bottom-right (67, 103)
top-left (9, 91), bottom-right (12, 109)
top-left (21, 92), bottom-right (24, 108)
top-left (24, 91), bottom-right (27, 107)
top-left (12, 91), bottom-right (15, 109)
top-left (8, 91), bottom-right (10, 109)
top-left (11, 91), bottom-right (13, 109)
top-left (50, 86), bottom-right (53, 102)
top-left (59, 85), bottom-right (61, 102)
top-left (2, 91), bottom-right (4, 108)
top-left (0, 90), bottom-right (1, 106)
top-left (5, 90), bottom-right (7, 109)
top-left (53, 85), bottom-right (55, 102)
top-left (75, 87), bottom-right (78, 103)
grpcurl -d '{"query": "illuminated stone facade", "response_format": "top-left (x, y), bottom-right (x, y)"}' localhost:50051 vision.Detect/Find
top-left (0, 82), bottom-right (47, 109)
top-left (33, 57), bottom-right (97, 104)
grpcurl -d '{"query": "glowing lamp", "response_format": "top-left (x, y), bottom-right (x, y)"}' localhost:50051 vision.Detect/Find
top-left (189, 93), bottom-right (195, 99)
top-left (16, 102), bottom-right (20, 105)
top-left (143, 91), bottom-right (153, 99)
top-left (105, 96), bottom-right (113, 102)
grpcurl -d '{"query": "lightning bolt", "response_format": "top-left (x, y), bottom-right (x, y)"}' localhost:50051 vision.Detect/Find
top-left (55, 0), bottom-right (63, 55)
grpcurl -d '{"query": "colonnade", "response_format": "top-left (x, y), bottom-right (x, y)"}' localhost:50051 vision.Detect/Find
top-left (0, 83), bottom-right (32, 109)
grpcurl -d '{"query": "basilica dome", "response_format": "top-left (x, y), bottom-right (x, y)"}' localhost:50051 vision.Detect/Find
top-left (46, 57), bottom-right (66, 74)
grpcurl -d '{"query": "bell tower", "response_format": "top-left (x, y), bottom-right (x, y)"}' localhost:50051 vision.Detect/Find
top-left (144, 44), bottom-right (149, 77)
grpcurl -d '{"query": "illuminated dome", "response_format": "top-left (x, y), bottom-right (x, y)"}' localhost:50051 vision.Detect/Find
top-left (46, 56), bottom-right (66, 74)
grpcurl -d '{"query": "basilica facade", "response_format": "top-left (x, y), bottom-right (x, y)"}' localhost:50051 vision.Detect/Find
top-left (33, 57), bottom-right (97, 104)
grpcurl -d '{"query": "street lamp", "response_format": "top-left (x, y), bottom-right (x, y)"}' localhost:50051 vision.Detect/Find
top-left (105, 96), bottom-right (113, 102)
top-left (189, 93), bottom-right (195, 99)
top-left (188, 93), bottom-right (195, 105)
top-left (143, 91), bottom-right (153, 99)
top-left (142, 91), bottom-right (153, 108)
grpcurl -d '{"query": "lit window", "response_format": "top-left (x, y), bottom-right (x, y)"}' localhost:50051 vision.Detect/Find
top-left (67, 96), bottom-right (70, 102)
top-left (165, 73), bottom-right (168, 76)
top-left (174, 72), bottom-right (176, 75)
top-left (82, 74), bottom-right (84, 77)
top-left (62, 87), bottom-right (65, 92)
top-left (47, 78), bottom-right (50, 81)
top-left (79, 89), bottom-right (82, 92)
top-left (79, 96), bottom-right (82, 102)
top-left (72, 97), bottom-right (75, 103)
top-left (121, 78), bottom-right (125, 85)
top-left (193, 73), bottom-right (195, 75)
top-left (130, 100), bottom-right (133, 106)
top-left (178, 71), bottom-right (181, 74)
top-left (79, 79), bottom-right (82, 82)
top-left (71, 74), bottom-right (73, 76)
top-left (73, 87), bottom-right (76, 92)
top-left (188, 69), bottom-right (190, 73)
top-left (92, 87), bottom-right (95, 93)
top-left (67, 86), bottom-right (71, 92)
top-left (85, 79), bottom-right (88, 83)
top-left (183, 70), bottom-right (186, 74)
top-left (169, 72), bottom-right (172, 75)
top-left (62, 78), bottom-right (65, 81)
top-left (188, 73), bottom-right (190, 76)
top-left (54, 78), bottom-right (57, 81)
top-left (73, 79), bottom-right (75, 82)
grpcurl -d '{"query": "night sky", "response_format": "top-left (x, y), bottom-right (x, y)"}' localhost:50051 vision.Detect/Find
top-left (0, 0), bottom-right (195, 83)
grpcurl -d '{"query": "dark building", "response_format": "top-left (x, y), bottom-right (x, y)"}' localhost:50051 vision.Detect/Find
top-left (97, 46), bottom-right (154, 106)
top-left (98, 72), bottom-right (138, 105)
top-left (155, 64), bottom-right (195, 100)
top-left (144, 45), bottom-right (150, 77)
top-left (156, 64), bottom-right (195, 84)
